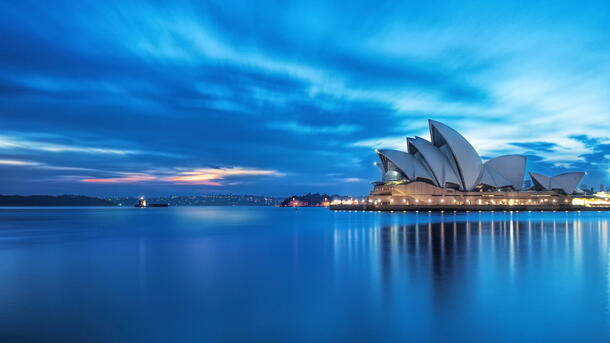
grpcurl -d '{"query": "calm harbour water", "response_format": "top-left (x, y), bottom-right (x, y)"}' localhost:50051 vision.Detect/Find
top-left (0, 206), bottom-right (609, 342)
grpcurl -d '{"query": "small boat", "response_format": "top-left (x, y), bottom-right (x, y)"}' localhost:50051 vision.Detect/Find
top-left (147, 203), bottom-right (169, 207)
top-left (134, 197), bottom-right (169, 208)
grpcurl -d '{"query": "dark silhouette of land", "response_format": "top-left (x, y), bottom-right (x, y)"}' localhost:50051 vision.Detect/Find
top-left (0, 195), bottom-right (115, 206)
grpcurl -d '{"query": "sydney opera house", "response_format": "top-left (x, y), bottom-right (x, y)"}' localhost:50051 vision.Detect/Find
top-left (335, 120), bottom-right (589, 210)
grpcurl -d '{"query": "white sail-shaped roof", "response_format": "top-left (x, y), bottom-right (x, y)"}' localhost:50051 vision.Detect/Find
top-left (483, 155), bottom-right (526, 190)
top-left (530, 172), bottom-right (551, 190)
top-left (550, 172), bottom-right (585, 194)
top-left (375, 150), bottom-right (390, 173)
top-left (412, 151), bottom-right (439, 184)
top-left (375, 150), bottom-right (407, 181)
top-left (438, 144), bottom-right (461, 182)
top-left (529, 172), bottom-right (584, 194)
top-left (429, 120), bottom-right (482, 191)
top-left (407, 137), bottom-right (461, 188)
top-left (376, 149), bottom-right (435, 183)
top-left (479, 165), bottom-right (513, 188)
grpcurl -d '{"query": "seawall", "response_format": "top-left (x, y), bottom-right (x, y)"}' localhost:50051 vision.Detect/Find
top-left (329, 204), bottom-right (610, 212)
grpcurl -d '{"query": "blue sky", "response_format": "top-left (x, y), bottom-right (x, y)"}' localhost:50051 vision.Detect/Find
top-left (0, 0), bottom-right (609, 196)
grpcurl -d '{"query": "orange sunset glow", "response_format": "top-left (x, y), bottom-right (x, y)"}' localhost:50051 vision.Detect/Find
top-left (82, 167), bottom-right (283, 185)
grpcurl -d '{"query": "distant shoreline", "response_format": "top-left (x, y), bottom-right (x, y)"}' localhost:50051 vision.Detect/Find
top-left (0, 195), bottom-right (115, 207)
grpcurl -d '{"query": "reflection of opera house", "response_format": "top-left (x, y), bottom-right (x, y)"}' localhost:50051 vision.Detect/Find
top-left (332, 120), bottom-right (600, 211)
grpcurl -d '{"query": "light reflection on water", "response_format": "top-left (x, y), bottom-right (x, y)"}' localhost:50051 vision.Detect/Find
top-left (0, 207), bottom-right (609, 342)
top-left (331, 210), bottom-right (610, 342)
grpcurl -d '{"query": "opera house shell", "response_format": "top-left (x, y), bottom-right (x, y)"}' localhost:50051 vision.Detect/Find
top-left (374, 120), bottom-right (584, 196)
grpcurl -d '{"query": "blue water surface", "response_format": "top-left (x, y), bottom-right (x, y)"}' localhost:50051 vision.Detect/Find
top-left (0, 207), bottom-right (609, 342)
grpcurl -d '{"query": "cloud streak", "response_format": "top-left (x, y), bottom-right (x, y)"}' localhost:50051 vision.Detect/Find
top-left (0, 134), bottom-right (138, 155)
top-left (82, 167), bottom-right (284, 186)
top-left (0, 159), bottom-right (41, 166)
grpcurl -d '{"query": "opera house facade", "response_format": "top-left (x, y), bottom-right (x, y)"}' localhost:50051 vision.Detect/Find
top-left (334, 120), bottom-right (590, 210)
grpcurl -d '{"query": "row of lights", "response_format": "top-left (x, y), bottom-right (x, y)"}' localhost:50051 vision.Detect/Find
top-left (361, 197), bottom-right (569, 206)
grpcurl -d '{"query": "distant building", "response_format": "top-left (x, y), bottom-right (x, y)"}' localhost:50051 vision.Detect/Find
top-left (280, 193), bottom-right (336, 207)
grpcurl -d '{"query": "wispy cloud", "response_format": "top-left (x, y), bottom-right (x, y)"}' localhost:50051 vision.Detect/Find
top-left (0, 159), bottom-right (41, 166)
top-left (0, 158), bottom-right (104, 173)
top-left (82, 167), bottom-right (284, 186)
top-left (0, 135), bottom-right (138, 155)
top-left (267, 121), bottom-right (361, 135)
top-left (509, 142), bottom-right (558, 153)
top-left (351, 136), bottom-right (409, 150)
top-left (82, 173), bottom-right (157, 183)
top-left (342, 177), bottom-right (365, 183)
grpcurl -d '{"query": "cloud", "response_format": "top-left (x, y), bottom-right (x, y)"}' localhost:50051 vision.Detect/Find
top-left (0, 159), bottom-right (41, 166)
top-left (0, 158), bottom-right (99, 171)
top-left (568, 135), bottom-right (610, 174)
top-left (0, 134), bottom-right (139, 155)
top-left (82, 173), bottom-right (157, 183)
top-left (167, 167), bottom-right (285, 185)
top-left (342, 177), bottom-right (365, 183)
top-left (267, 121), bottom-right (361, 135)
top-left (351, 136), bottom-right (408, 150)
top-left (509, 142), bottom-right (558, 153)
top-left (82, 167), bottom-right (285, 186)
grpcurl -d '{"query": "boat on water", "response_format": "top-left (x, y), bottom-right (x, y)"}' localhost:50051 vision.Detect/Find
top-left (134, 197), bottom-right (169, 208)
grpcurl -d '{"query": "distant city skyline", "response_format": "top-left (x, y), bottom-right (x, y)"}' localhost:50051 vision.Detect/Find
top-left (0, 0), bottom-right (609, 196)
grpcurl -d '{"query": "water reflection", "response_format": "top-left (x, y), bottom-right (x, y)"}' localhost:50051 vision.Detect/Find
top-left (332, 212), bottom-right (610, 339)
top-left (1, 208), bottom-right (609, 342)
